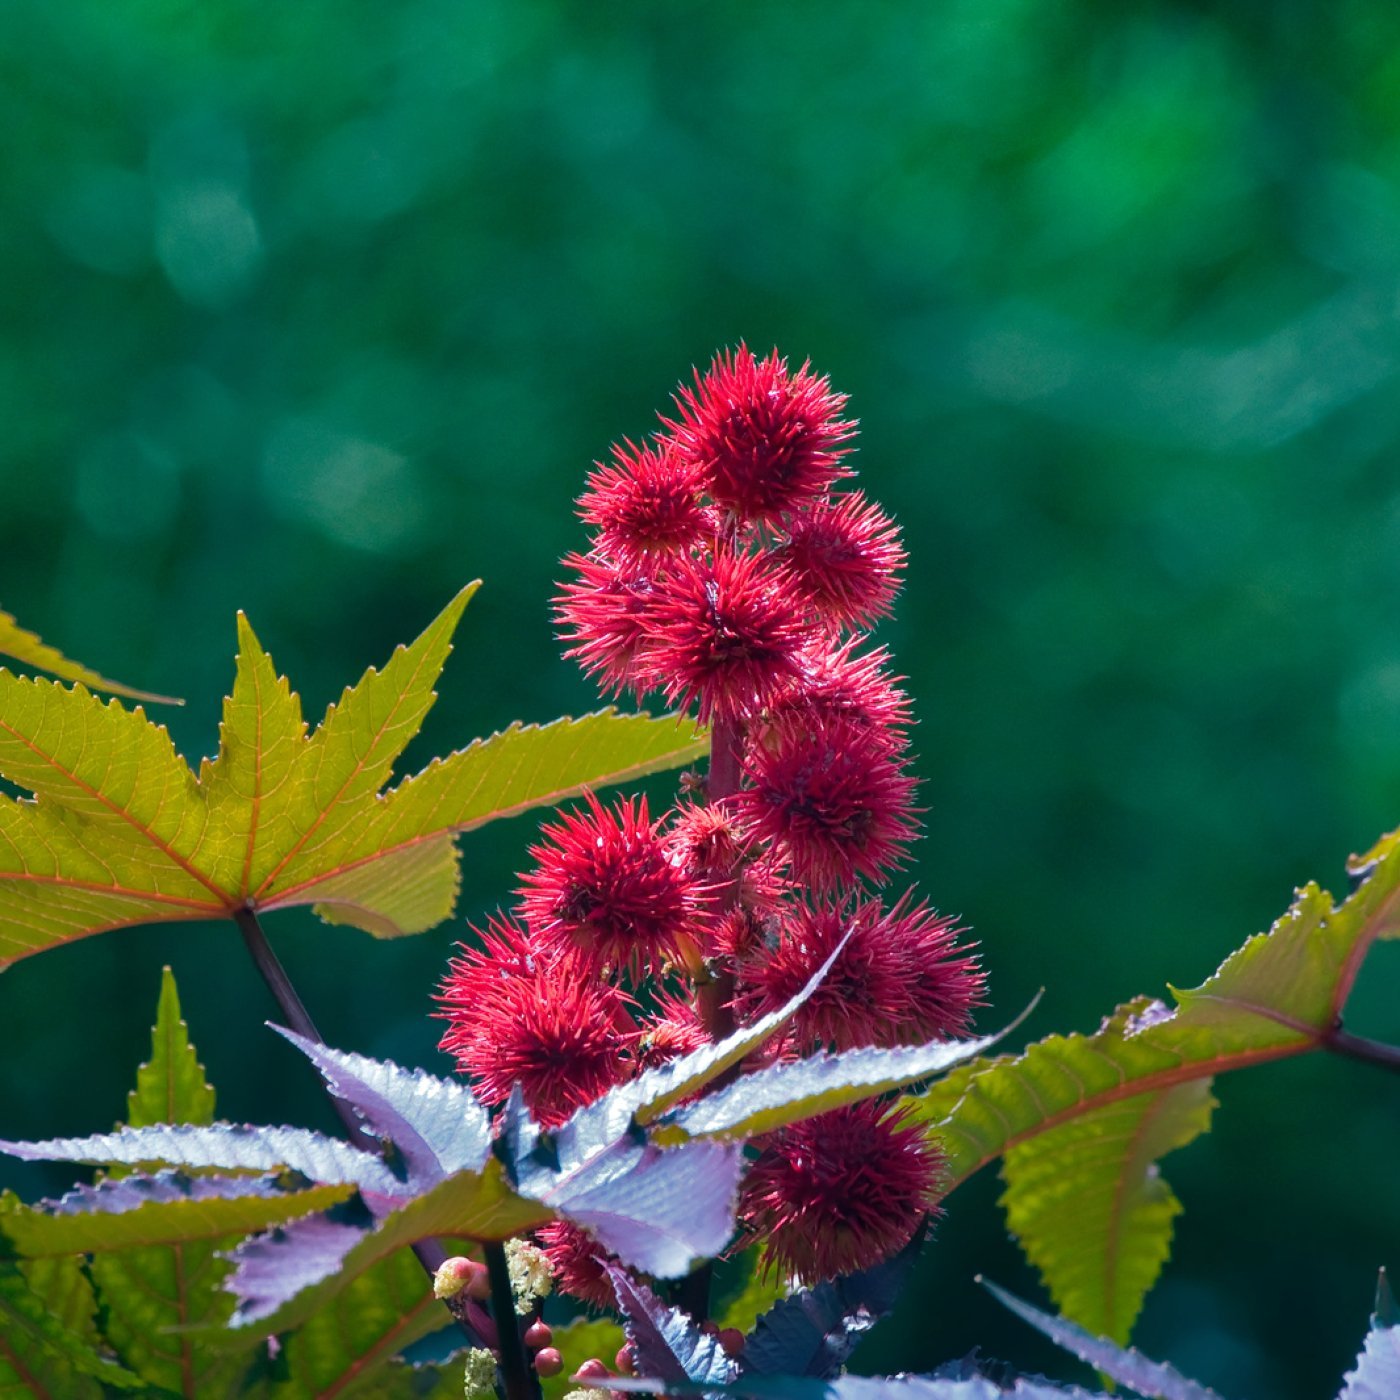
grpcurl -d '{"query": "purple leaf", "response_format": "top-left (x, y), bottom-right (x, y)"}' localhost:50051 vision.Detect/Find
top-left (223, 1210), bottom-right (370, 1325)
top-left (535, 1136), bottom-right (743, 1279)
top-left (44, 1169), bottom-right (298, 1215)
top-left (271, 1027), bottom-right (491, 1186)
top-left (980, 1280), bottom-right (1223, 1400)
top-left (608, 1268), bottom-right (737, 1385)
top-left (593, 1373), bottom-right (1107, 1398)
top-left (0, 1124), bottom-right (402, 1197)
top-left (743, 1230), bottom-right (925, 1378)
top-left (665, 1034), bottom-right (1000, 1143)
top-left (1339, 1317), bottom-right (1400, 1399)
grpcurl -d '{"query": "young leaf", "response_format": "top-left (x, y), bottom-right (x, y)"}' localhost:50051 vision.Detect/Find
top-left (0, 584), bottom-right (708, 966)
top-left (127, 966), bottom-right (216, 1130)
top-left (608, 1268), bottom-right (737, 1386)
top-left (979, 1278), bottom-right (1223, 1400)
top-left (909, 839), bottom-right (1400, 1345)
top-left (0, 605), bottom-right (178, 703)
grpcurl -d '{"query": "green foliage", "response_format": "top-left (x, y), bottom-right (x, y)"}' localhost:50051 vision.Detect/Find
top-left (0, 587), bottom-right (705, 966)
top-left (911, 834), bottom-right (1400, 1344)
top-left (0, 606), bottom-right (176, 704)
top-left (270, 1248), bottom-right (457, 1400)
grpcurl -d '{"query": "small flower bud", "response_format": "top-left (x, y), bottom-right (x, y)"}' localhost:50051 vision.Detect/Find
top-left (433, 1256), bottom-right (475, 1300)
top-left (572, 1359), bottom-right (613, 1381)
top-left (614, 1344), bottom-right (636, 1375)
top-left (524, 1320), bottom-right (553, 1350)
top-left (534, 1348), bottom-right (564, 1378)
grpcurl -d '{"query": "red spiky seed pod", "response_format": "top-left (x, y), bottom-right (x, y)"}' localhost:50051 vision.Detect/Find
top-left (519, 793), bottom-right (704, 980)
top-left (736, 713), bottom-right (919, 890)
top-left (436, 916), bottom-right (637, 1127)
top-left (668, 345), bottom-right (855, 526)
top-left (633, 546), bottom-right (807, 725)
top-left (738, 892), bottom-right (985, 1050)
top-left (764, 642), bottom-right (913, 751)
top-left (535, 1221), bottom-right (622, 1310)
top-left (578, 437), bottom-right (712, 569)
top-left (774, 490), bottom-right (905, 630)
top-left (553, 555), bottom-right (662, 699)
top-left (635, 990), bottom-right (711, 1070)
top-left (737, 898), bottom-right (910, 1051)
top-left (739, 1100), bottom-right (944, 1283)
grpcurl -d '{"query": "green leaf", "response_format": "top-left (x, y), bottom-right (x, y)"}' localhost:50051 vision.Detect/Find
top-left (910, 839), bottom-right (1400, 1345)
top-left (541, 1317), bottom-right (627, 1400)
top-left (269, 1247), bottom-right (457, 1400)
top-left (127, 967), bottom-right (216, 1130)
top-left (0, 1257), bottom-right (146, 1396)
top-left (0, 584), bottom-right (707, 967)
top-left (0, 606), bottom-right (179, 704)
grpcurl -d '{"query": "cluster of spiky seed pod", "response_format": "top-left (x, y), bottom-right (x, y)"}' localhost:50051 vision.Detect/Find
top-left (438, 346), bottom-right (985, 1298)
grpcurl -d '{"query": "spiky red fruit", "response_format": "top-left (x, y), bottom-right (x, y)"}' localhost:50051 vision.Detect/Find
top-left (738, 899), bottom-right (907, 1051)
top-left (668, 346), bottom-right (855, 525)
top-left (634, 547), bottom-right (806, 724)
top-left (739, 1100), bottom-right (944, 1283)
top-left (635, 990), bottom-right (711, 1070)
top-left (553, 555), bottom-right (660, 698)
top-left (519, 793), bottom-right (703, 979)
top-left (736, 714), bottom-right (919, 889)
top-left (775, 490), bottom-right (905, 629)
top-left (739, 893), bottom-right (984, 1050)
top-left (436, 916), bottom-right (636, 1127)
top-left (535, 1220), bottom-right (621, 1310)
top-left (578, 438), bottom-right (712, 568)
top-left (764, 642), bottom-right (912, 750)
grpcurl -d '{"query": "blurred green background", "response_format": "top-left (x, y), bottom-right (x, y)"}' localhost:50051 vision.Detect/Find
top-left (3, 1), bottom-right (1399, 1393)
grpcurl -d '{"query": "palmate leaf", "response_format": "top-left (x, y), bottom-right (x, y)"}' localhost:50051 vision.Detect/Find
top-left (909, 829), bottom-right (1400, 1345)
top-left (0, 605), bottom-right (178, 704)
top-left (0, 583), bottom-right (707, 966)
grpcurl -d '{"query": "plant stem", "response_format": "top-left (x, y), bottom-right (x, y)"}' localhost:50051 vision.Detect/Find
top-left (678, 716), bottom-right (747, 1323)
top-left (484, 1242), bottom-right (540, 1400)
top-left (233, 903), bottom-right (493, 1349)
top-left (1324, 1025), bottom-right (1400, 1075)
